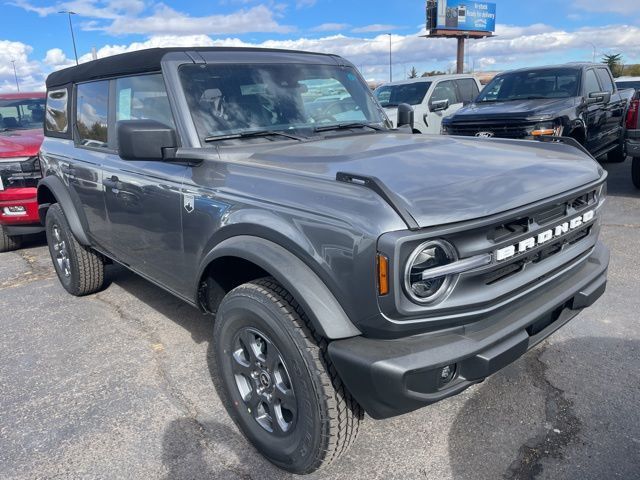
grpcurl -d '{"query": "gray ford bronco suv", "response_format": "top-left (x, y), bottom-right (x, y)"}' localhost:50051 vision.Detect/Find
top-left (38, 47), bottom-right (609, 474)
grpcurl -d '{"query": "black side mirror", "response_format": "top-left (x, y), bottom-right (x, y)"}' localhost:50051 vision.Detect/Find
top-left (117, 120), bottom-right (177, 161)
top-left (587, 91), bottom-right (611, 105)
top-left (397, 103), bottom-right (414, 129)
top-left (430, 99), bottom-right (450, 112)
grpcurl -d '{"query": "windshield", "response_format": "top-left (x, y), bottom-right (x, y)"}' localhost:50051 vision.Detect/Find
top-left (477, 69), bottom-right (580, 102)
top-left (0, 97), bottom-right (45, 130)
top-left (179, 63), bottom-right (386, 142)
top-left (374, 82), bottom-right (431, 107)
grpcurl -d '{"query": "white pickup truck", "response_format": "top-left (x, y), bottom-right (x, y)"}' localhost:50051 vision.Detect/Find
top-left (374, 74), bottom-right (482, 134)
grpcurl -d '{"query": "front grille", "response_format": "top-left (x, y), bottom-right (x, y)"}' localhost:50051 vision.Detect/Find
top-left (447, 122), bottom-right (534, 139)
top-left (483, 225), bottom-right (592, 285)
top-left (486, 188), bottom-right (599, 247)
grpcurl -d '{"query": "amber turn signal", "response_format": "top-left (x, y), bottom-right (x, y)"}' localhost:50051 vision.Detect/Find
top-left (377, 254), bottom-right (389, 296)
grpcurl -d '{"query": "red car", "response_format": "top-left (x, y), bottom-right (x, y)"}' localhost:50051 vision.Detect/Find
top-left (0, 92), bottom-right (46, 252)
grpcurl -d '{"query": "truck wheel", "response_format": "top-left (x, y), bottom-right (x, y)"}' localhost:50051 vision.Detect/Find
top-left (607, 141), bottom-right (627, 163)
top-left (0, 224), bottom-right (21, 252)
top-left (213, 278), bottom-right (362, 474)
top-left (633, 157), bottom-right (640, 189)
top-left (45, 203), bottom-right (105, 296)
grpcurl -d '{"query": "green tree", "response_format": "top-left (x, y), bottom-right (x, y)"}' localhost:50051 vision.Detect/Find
top-left (421, 70), bottom-right (447, 77)
top-left (602, 53), bottom-right (623, 77)
top-left (408, 66), bottom-right (418, 79)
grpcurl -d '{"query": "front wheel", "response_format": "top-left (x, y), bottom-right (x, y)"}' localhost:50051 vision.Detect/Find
top-left (632, 157), bottom-right (640, 189)
top-left (213, 278), bottom-right (362, 474)
top-left (0, 224), bottom-right (21, 252)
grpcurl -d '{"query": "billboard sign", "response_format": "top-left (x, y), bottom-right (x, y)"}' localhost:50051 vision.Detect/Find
top-left (429, 1), bottom-right (496, 33)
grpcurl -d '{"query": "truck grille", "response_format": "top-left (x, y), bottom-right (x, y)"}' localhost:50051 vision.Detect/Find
top-left (446, 122), bottom-right (535, 139)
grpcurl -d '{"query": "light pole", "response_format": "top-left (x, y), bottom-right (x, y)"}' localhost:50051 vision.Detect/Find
top-left (10, 60), bottom-right (20, 92)
top-left (586, 41), bottom-right (597, 63)
top-left (59, 10), bottom-right (79, 65)
top-left (387, 33), bottom-right (392, 82)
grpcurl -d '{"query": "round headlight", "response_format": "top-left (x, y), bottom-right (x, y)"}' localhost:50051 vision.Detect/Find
top-left (404, 239), bottom-right (457, 304)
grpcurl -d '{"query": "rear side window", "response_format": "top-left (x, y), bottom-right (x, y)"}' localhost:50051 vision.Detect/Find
top-left (431, 80), bottom-right (460, 106)
top-left (455, 78), bottom-right (480, 103)
top-left (596, 69), bottom-right (614, 93)
top-left (115, 74), bottom-right (175, 128)
top-left (584, 70), bottom-right (601, 95)
top-left (45, 89), bottom-right (68, 134)
top-left (76, 81), bottom-right (109, 148)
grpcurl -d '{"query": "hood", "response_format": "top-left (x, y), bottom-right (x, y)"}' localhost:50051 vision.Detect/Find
top-left (229, 133), bottom-right (602, 228)
top-left (0, 129), bottom-right (44, 158)
top-left (448, 97), bottom-right (578, 122)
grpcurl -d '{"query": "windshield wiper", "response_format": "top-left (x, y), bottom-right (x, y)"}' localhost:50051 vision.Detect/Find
top-left (204, 130), bottom-right (304, 143)
top-left (313, 122), bottom-right (385, 133)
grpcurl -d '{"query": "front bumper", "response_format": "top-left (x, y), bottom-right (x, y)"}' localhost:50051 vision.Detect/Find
top-left (328, 241), bottom-right (609, 419)
top-left (626, 129), bottom-right (640, 158)
top-left (0, 187), bottom-right (43, 233)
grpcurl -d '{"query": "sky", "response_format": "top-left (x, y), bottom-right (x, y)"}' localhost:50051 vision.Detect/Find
top-left (1, 0), bottom-right (640, 92)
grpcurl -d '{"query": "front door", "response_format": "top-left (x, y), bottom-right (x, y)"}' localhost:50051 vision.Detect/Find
top-left (101, 74), bottom-right (187, 291)
top-left (427, 80), bottom-right (462, 134)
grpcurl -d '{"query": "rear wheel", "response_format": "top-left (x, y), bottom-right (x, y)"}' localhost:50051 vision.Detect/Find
top-left (632, 157), bottom-right (640, 189)
top-left (45, 203), bottom-right (105, 296)
top-left (213, 278), bottom-right (362, 474)
top-left (0, 224), bottom-right (21, 252)
top-left (607, 140), bottom-right (627, 163)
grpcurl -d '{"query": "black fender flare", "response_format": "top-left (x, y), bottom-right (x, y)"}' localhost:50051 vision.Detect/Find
top-left (199, 235), bottom-right (362, 340)
top-left (37, 176), bottom-right (91, 246)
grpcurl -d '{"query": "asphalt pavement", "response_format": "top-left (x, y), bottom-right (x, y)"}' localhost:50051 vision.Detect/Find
top-left (1, 158), bottom-right (639, 480)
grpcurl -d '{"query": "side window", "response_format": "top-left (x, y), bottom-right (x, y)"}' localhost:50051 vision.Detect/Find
top-left (115, 74), bottom-right (175, 128)
top-left (431, 80), bottom-right (460, 107)
top-left (455, 79), bottom-right (480, 103)
top-left (45, 89), bottom-right (68, 134)
top-left (596, 69), bottom-right (614, 93)
top-left (76, 81), bottom-right (109, 148)
top-left (583, 70), bottom-right (601, 95)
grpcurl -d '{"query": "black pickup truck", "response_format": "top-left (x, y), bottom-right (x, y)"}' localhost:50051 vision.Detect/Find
top-left (442, 63), bottom-right (634, 162)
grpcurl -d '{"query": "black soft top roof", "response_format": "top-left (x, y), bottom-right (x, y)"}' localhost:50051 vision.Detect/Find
top-left (45, 47), bottom-right (340, 89)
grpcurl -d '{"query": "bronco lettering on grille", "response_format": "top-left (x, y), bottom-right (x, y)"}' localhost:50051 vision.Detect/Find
top-left (495, 210), bottom-right (595, 262)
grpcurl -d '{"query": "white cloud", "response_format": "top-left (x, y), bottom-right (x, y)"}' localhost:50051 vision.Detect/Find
top-left (352, 24), bottom-right (401, 33)
top-left (3, 22), bottom-right (640, 94)
top-left (43, 48), bottom-right (68, 67)
top-left (10, 1), bottom-right (295, 36)
top-left (0, 40), bottom-right (44, 92)
top-left (311, 23), bottom-right (350, 32)
top-left (91, 4), bottom-right (295, 36)
top-left (295, 0), bottom-right (316, 8)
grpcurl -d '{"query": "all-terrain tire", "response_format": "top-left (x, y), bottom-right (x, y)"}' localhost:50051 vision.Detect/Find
top-left (633, 157), bottom-right (640, 189)
top-left (0, 224), bottom-right (21, 252)
top-left (45, 203), bottom-right (105, 296)
top-left (213, 277), bottom-right (362, 474)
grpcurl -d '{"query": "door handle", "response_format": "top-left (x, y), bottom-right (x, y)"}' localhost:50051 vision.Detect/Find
top-left (60, 163), bottom-right (74, 175)
top-left (103, 175), bottom-right (122, 192)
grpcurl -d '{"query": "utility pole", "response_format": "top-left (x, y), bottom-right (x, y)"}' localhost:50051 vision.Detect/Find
top-left (387, 33), bottom-right (392, 82)
top-left (59, 10), bottom-right (79, 65)
top-left (10, 60), bottom-right (20, 92)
